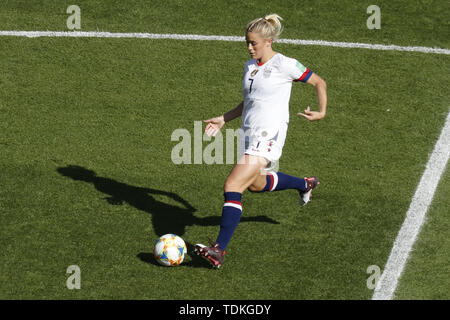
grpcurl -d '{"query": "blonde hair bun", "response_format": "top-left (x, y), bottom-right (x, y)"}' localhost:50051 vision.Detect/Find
top-left (246, 13), bottom-right (283, 41)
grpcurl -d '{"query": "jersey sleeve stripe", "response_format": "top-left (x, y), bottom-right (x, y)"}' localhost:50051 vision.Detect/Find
top-left (294, 69), bottom-right (313, 83)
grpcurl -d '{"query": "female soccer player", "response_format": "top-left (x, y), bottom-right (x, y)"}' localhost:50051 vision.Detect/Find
top-left (195, 14), bottom-right (327, 268)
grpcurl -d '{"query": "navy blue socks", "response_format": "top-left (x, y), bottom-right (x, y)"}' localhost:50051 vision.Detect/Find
top-left (216, 192), bottom-right (242, 251)
top-left (263, 171), bottom-right (307, 192)
top-left (215, 173), bottom-right (305, 251)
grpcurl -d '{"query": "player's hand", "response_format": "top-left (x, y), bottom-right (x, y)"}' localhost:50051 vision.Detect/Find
top-left (298, 106), bottom-right (325, 122)
top-left (203, 116), bottom-right (225, 137)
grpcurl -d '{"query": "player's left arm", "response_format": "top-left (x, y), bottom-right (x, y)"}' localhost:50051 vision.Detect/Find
top-left (298, 73), bottom-right (327, 121)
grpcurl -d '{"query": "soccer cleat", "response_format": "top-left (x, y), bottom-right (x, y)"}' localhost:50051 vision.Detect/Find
top-left (194, 242), bottom-right (225, 268)
top-left (299, 176), bottom-right (320, 206)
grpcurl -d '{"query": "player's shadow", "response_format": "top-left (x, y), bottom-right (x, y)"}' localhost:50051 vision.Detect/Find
top-left (57, 165), bottom-right (279, 268)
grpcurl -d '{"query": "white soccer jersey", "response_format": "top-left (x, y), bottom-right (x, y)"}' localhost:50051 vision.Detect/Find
top-left (241, 53), bottom-right (312, 138)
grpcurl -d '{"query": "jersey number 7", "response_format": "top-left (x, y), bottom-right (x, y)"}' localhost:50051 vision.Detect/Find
top-left (248, 78), bottom-right (254, 93)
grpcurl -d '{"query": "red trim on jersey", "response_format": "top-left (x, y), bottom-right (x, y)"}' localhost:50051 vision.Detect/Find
top-left (295, 69), bottom-right (312, 82)
top-left (257, 61), bottom-right (264, 66)
top-left (298, 68), bottom-right (310, 81)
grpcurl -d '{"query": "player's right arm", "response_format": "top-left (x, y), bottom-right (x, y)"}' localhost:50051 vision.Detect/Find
top-left (204, 101), bottom-right (244, 137)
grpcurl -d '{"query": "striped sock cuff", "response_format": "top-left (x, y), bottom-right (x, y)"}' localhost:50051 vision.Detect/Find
top-left (223, 201), bottom-right (242, 211)
top-left (223, 192), bottom-right (242, 211)
top-left (265, 172), bottom-right (279, 192)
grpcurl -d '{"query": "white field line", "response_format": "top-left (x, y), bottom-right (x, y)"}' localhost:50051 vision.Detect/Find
top-left (372, 111), bottom-right (450, 300)
top-left (0, 30), bottom-right (449, 55)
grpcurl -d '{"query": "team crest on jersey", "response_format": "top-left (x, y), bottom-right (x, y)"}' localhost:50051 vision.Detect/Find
top-left (251, 69), bottom-right (259, 77)
top-left (263, 67), bottom-right (272, 78)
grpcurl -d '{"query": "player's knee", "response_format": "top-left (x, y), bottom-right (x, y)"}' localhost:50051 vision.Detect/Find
top-left (247, 184), bottom-right (263, 193)
top-left (223, 180), bottom-right (235, 193)
top-left (224, 179), bottom-right (244, 193)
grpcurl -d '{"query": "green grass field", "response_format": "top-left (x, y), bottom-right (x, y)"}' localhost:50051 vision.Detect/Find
top-left (0, 0), bottom-right (449, 300)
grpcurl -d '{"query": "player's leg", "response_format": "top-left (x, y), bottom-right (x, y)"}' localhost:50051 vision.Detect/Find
top-left (247, 173), bottom-right (267, 192)
top-left (245, 124), bottom-right (318, 197)
top-left (195, 154), bottom-right (268, 268)
top-left (224, 154), bottom-right (269, 193)
top-left (248, 170), bottom-right (314, 193)
top-left (249, 170), bottom-right (319, 205)
top-left (216, 153), bottom-right (268, 247)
